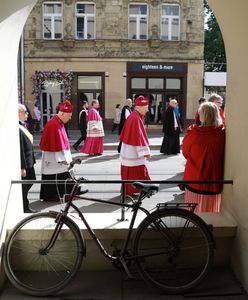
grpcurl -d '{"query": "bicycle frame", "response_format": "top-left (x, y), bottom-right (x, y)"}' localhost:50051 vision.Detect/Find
top-left (45, 179), bottom-right (151, 264)
top-left (41, 175), bottom-right (213, 274)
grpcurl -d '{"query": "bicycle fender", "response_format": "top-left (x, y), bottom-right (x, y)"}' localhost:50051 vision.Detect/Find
top-left (139, 208), bottom-right (216, 250)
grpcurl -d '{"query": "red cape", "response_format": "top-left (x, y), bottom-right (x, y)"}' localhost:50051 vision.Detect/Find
top-left (88, 108), bottom-right (101, 121)
top-left (40, 115), bottom-right (70, 152)
top-left (182, 124), bottom-right (225, 194)
top-left (194, 111), bottom-right (199, 124)
top-left (120, 110), bottom-right (149, 146)
top-left (219, 107), bottom-right (225, 124)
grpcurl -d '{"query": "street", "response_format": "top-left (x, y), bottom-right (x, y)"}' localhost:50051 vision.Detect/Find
top-left (30, 147), bottom-right (186, 214)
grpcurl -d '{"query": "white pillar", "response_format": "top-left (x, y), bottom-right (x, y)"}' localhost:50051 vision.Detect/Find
top-left (208, 0), bottom-right (248, 292)
top-left (0, 1), bottom-right (36, 240)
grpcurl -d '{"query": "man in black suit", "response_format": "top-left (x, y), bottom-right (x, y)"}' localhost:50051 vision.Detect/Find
top-left (117, 98), bottom-right (133, 153)
top-left (73, 100), bottom-right (88, 151)
top-left (18, 104), bottom-right (37, 213)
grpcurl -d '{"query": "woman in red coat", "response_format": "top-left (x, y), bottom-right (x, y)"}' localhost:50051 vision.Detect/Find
top-left (182, 102), bottom-right (225, 212)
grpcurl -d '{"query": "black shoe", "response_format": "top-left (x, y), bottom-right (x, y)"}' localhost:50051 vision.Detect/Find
top-left (78, 189), bottom-right (89, 195)
top-left (24, 207), bottom-right (37, 213)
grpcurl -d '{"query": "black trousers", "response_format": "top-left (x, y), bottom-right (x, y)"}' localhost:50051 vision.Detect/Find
top-left (73, 130), bottom-right (86, 148)
top-left (111, 123), bottom-right (119, 133)
top-left (22, 166), bottom-right (36, 210)
top-left (40, 172), bottom-right (75, 201)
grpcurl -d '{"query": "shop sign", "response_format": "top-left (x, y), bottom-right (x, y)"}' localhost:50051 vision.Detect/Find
top-left (129, 62), bottom-right (187, 73)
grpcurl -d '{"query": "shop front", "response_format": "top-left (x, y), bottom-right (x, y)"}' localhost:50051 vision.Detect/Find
top-left (127, 62), bottom-right (187, 126)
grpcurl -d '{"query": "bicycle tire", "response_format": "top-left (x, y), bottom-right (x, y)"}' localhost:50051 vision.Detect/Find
top-left (4, 212), bottom-right (84, 296)
top-left (133, 208), bottom-right (214, 294)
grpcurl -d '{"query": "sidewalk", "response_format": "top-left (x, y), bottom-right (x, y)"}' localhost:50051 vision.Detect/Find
top-left (1, 267), bottom-right (247, 299)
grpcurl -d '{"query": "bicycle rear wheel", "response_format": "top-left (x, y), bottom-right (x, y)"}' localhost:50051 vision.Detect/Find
top-left (4, 212), bottom-right (84, 296)
top-left (133, 208), bottom-right (214, 294)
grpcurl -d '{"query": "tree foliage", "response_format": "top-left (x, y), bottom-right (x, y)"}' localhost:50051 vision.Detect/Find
top-left (204, 0), bottom-right (226, 72)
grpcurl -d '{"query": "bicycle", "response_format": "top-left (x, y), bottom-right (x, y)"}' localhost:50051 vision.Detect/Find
top-left (3, 158), bottom-right (215, 296)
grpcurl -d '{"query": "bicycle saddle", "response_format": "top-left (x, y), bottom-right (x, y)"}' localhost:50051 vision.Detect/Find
top-left (132, 182), bottom-right (159, 194)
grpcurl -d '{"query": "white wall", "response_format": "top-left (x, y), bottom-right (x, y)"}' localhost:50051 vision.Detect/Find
top-left (0, 1), bottom-right (36, 239)
top-left (208, 0), bottom-right (248, 292)
top-left (204, 72), bottom-right (226, 86)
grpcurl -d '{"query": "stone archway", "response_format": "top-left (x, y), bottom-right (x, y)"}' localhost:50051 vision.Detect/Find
top-left (0, 0), bottom-right (37, 237)
top-left (1, 0), bottom-right (248, 292)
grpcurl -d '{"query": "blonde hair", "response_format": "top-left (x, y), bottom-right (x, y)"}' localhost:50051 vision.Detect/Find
top-left (198, 102), bottom-right (222, 127)
top-left (169, 99), bottom-right (177, 106)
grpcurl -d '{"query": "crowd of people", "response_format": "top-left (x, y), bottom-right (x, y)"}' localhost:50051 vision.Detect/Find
top-left (18, 93), bottom-right (225, 214)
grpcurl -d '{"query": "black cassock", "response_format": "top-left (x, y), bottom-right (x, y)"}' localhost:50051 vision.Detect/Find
top-left (160, 106), bottom-right (181, 155)
top-left (117, 105), bottom-right (132, 153)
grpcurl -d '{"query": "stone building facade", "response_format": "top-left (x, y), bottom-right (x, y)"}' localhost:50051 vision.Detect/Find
top-left (23, 0), bottom-right (204, 129)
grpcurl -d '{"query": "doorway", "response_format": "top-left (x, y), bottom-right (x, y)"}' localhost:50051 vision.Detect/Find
top-left (131, 92), bottom-right (182, 125)
top-left (78, 91), bottom-right (103, 111)
top-left (40, 83), bottom-right (64, 128)
top-left (164, 92), bottom-right (182, 117)
top-left (75, 74), bottom-right (105, 128)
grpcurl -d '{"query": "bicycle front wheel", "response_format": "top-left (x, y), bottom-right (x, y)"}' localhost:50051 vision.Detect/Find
top-left (4, 212), bottom-right (84, 296)
top-left (133, 208), bottom-right (214, 294)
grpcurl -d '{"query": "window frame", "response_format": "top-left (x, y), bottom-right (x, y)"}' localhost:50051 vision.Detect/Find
top-left (43, 1), bottom-right (63, 40)
top-left (161, 3), bottom-right (180, 41)
top-left (75, 2), bottom-right (96, 40)
top-left (128, 3), bottom-right (148, 40)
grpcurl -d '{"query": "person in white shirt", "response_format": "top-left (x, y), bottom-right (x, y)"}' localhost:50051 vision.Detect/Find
top-left (111, 104), bottom-right (121, 133)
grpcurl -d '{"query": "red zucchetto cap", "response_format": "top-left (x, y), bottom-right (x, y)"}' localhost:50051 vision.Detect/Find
top-left (134, 95), bottom-right (149, 106)
top-left (58, 100), bottom-right (73, 113)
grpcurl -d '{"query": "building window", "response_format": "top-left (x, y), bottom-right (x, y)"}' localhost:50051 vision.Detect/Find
top-left (43, 2), bottom-right (63, 39)
top-left (148, 78), bottom-right (164, 89)
top-left (166, 78), bottom-right (181, 89)
top-left (131, 78), bottom-right (146, 89)
top-left (78, 75), bottom-right (102, 89)
top-left (129, 4), bottom-right (148, 40)
top-left (75, 2), bottom-right (95, 39)
top-left (161, 4), bottom-right (180, 41)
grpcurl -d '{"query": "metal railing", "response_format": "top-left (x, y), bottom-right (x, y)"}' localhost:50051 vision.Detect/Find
top-left (11, 178), bottom-right (233, 221)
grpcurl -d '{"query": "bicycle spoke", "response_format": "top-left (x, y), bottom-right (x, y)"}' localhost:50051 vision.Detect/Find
top-left (4, 213), bottom-right (83, 296)
top-left (133, 209), bottom-right (213, 294)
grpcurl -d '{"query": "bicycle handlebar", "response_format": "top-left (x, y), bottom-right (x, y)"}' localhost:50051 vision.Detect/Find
top-left (69, 156), bottom-right (83, 170)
